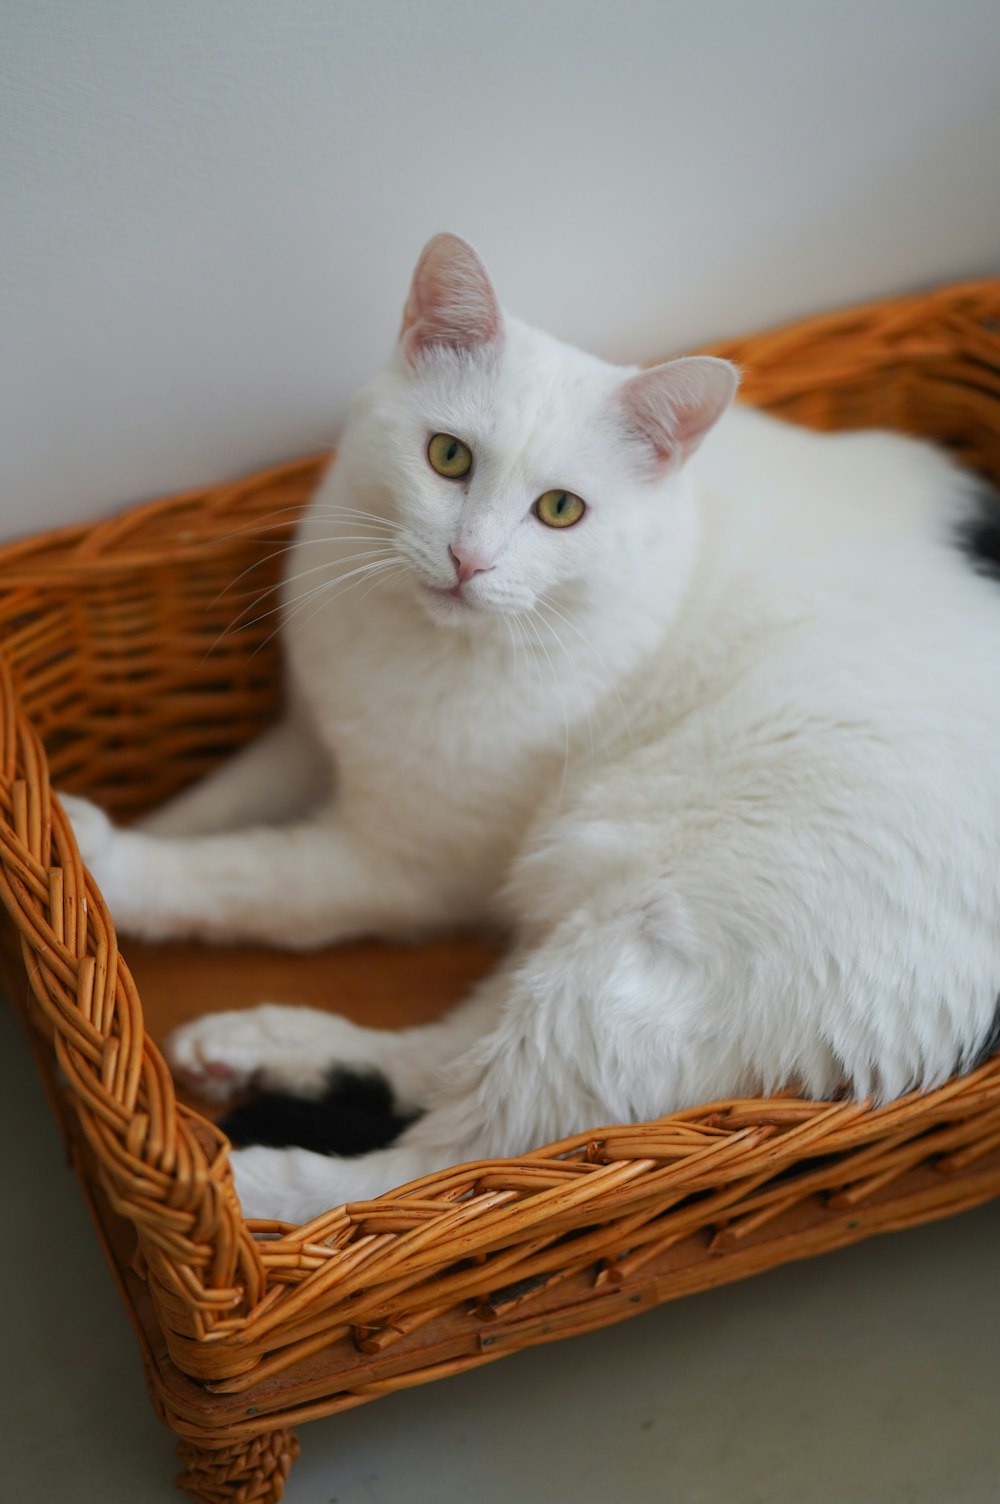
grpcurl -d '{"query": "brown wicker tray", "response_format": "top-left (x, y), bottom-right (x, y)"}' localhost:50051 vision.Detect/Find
top-left (2, 279), bottom-right (999, 1504)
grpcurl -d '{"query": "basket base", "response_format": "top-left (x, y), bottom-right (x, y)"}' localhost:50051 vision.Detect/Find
top-left (8, 929), bottom-right (1000, 1499)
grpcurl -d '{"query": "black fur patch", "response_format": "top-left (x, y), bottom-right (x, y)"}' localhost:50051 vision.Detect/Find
top-left (219, 1068), bottom-right (418, 1157)
top-left (956, 480), bottom-right (1000, 582)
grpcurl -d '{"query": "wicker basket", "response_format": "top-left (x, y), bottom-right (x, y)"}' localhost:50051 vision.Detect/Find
top-left (2, 280), bottom-right (1000, 1504)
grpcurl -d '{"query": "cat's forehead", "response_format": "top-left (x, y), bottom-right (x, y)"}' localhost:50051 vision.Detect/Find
top-left (411, 320), bottom-right (621, 467)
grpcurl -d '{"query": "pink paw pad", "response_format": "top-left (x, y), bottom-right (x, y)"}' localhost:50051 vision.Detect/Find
top-left (173, 1059), bottom-right (239, 1094)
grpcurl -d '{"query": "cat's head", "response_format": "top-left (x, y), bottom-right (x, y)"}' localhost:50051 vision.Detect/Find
top-left (345, 234), bottom-right (737, 627)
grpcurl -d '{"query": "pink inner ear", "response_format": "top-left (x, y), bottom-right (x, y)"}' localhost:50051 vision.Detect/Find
top-left (400, 233), bottom-right (503, 361)
top-left (620, 357), bottom-right (739, 469)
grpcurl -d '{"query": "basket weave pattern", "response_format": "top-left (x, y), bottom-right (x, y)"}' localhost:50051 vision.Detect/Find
top-left (2, 280), bottom-right (999, 1500)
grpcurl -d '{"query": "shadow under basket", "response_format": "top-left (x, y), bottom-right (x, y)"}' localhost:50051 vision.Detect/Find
top-left (3, 278), bottom-right (1000, 1503)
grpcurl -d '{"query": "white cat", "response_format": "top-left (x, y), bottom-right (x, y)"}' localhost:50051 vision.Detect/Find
top-left (64, 234), bottom-right (1000, 1224)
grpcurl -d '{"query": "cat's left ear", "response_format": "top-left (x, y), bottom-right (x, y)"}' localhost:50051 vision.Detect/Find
top-left (399, 233), bottom-right (504, 364)
top-left (616, 356), bottom-right (739, 472)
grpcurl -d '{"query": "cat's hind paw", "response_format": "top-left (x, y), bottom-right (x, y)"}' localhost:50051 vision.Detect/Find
top-left (164, 1010), bottom-right (272, 1103)
top-left (166, 1003), bottom-right (367, 1105)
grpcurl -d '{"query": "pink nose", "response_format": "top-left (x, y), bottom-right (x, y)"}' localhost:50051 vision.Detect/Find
top-left (449, 545), bottom-right (494, 585)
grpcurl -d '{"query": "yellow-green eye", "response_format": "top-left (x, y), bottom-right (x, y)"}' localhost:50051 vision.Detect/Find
top-left (427, 433), bottom-right (473, 479)
top-left (534, 489), bottom-right (586, 529)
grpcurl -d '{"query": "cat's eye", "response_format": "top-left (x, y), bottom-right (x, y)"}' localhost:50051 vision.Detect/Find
top-left (534, 490), bottom-right (586, 529)
top-left (427, 433), bottom-right (473, 479)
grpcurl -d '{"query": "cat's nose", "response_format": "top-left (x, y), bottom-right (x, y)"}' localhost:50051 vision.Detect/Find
top-left (449, 545), bottom-right (495, 584)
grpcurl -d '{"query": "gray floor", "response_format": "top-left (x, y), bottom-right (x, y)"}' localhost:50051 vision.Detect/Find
top-left (3, 994), bottom-right (999, 1504)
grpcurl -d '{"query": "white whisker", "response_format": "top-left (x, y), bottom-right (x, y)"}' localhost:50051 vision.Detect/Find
top-left (251, 557), bottom-right (403, 657)
top-left (206, 545), bottom-right (400, 660)
top-left (531, 607), bottom-right (600, 767)
top-left (223, 546), bottom-right (397, 633)
top-left (523, 610), bottom-right (570, 810)
top-left (306, 505), bottom-right (400, 531)
top-left (253, 551), bottom-right (398, 626)
top-left (537, 591), bottom-right (636, 756)
top-left (357, 563), bottom-right (408, 603)
top-left (214, 533), bottom-right (400, 608)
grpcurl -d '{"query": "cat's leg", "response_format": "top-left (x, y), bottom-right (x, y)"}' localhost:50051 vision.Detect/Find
top-left (61, 796), bottom-right (443, 947)
top-left (165, 990), bottom-right (498, 1110)
top-left (136, 713), bottom-right (330, 837)
top-left (227, 896), bottom-right (725, 1222)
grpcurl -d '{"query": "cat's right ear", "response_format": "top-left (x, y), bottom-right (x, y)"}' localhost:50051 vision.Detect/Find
top-left (399, 234), bottom-right (504, 364)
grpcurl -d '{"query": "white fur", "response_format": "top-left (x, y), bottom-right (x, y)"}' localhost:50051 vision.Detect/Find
top-left (65, 236), bottom-right (1000, 1224)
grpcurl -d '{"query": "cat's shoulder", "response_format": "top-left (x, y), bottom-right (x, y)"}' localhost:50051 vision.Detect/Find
top-left (710, 406), bottom-right (973, 543)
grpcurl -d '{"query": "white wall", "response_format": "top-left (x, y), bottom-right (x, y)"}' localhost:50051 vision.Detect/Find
top-left (3, 0), bottom-right (999, 538)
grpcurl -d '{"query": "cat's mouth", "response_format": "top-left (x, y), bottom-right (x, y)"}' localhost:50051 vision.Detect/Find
top-left (421, 581), bottom-right (473, 615)
top-left (426, 583), bottom-right (467, 604)
top-left (418, 577), bottom-right (510, 625)
top-left (415, 573), bottom-right (531, 623)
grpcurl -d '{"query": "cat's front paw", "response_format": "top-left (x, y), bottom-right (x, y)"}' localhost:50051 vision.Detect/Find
top-left (58, 791), bottom-right (140, 923)
top-left (59, 793), bottom-right (116, 872)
